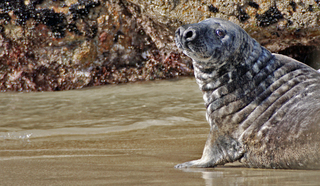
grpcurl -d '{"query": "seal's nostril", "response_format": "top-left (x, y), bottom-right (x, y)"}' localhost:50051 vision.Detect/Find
top-left (183, 29), bottom-right (196, 41)
top-left (185, 31), bottom-right (193, 39)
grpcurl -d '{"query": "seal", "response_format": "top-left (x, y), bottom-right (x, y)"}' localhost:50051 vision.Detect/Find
top-left (175, 18), bottom-right (320, 169)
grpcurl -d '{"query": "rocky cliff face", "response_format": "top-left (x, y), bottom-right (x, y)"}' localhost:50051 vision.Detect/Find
top-left (1, 0), bottom-right (320, 91)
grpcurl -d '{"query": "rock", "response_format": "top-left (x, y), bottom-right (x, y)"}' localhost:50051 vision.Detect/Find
top-left (1, 0), bottom-right (320, 91)
top-left (129, 0), bottom-right (320, 67)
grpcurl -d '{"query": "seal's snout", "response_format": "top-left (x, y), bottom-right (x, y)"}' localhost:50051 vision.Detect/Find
top-left (176, 27), bottom-right (197, 41)
top-left (175, 26), bottom-right (198, 50)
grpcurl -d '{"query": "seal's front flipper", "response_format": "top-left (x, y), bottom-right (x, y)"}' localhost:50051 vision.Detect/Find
top-left (175, 158), bottom-right (214, 168)
top-left (175, 134), bottom-right (245, 168)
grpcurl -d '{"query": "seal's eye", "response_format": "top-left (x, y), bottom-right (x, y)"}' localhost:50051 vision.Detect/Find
top-left (216, 29), bottom-right (225, 37)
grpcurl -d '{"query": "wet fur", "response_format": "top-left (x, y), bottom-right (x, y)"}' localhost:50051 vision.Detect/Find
top-left (175, 18), bottom-right (320, 169)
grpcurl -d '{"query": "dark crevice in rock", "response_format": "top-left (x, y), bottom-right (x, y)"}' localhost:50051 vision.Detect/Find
top-left (278, 45), bottom-right (320, 69)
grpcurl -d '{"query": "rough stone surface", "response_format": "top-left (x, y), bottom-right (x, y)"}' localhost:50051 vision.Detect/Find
top-left (129, 0), bottom-right (320, 67)
top-left (1, 0), bottom-right (320, 91)
top-left (0, 0), bottom-right (193, 91)
top-left (129, 0), bottom-right (320, 48)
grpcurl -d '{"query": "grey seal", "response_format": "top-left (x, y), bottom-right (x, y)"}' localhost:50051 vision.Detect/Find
top-left (175, 18), bottom-right (320, 169)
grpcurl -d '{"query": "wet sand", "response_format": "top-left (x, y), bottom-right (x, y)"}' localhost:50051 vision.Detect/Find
top-left (0, 78), bottom-right (319, 185)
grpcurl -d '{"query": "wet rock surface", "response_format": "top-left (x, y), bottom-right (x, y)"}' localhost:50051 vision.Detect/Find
top-left (1, 0), bottom-right (320, 91)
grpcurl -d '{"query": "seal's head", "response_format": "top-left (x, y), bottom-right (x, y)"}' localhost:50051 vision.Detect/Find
top-left (175, 18), bottom-right (255, 68)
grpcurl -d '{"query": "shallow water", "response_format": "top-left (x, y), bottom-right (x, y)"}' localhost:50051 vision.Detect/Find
top-left (0, 77), bottom-right (319, 186)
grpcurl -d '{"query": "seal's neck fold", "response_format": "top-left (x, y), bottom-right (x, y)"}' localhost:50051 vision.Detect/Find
top-left (193, 39), bottom-right (271, 91)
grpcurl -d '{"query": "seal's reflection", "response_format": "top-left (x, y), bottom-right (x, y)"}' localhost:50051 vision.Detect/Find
top-left (201, 169), bottom-right (246, 186)
top-left (180, 167), bottom-right (245, 186)
top-left (180, 165), bottom-right (320, 186)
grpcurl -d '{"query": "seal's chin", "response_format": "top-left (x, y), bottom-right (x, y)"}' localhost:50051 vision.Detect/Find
top-left (176, 35), bottom-right (217, 66)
